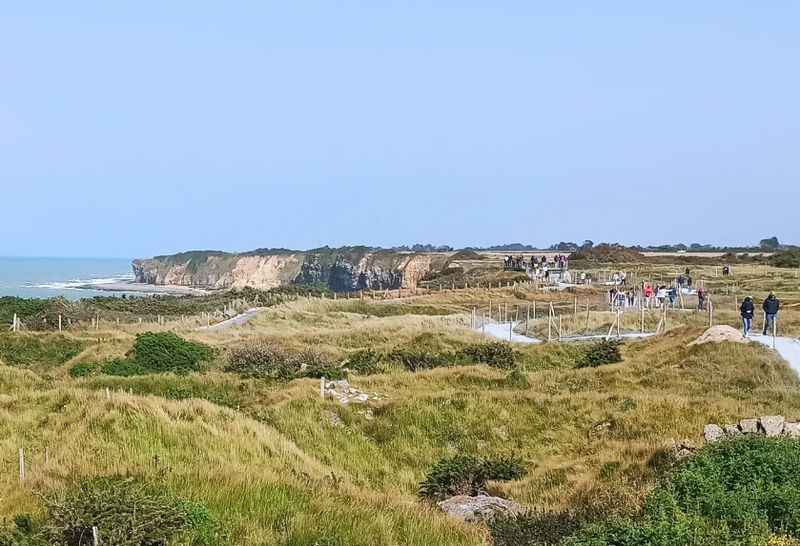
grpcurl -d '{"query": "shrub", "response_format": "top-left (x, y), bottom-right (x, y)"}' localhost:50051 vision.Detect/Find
top-left (388, 349), bottom-right (453, 372)
top-left (505, 368), bottom-right (530, 388)
top-left (129, 332), bottom-right (213, 374)
top-left (225, 341), bottom-right (342, 380)
top-left (418, 454), bottom-right (527, 501)
top-left (68, 362), bottom-right (98, 378)
top-left (490, 510), bottom-right (582, 546)
top-left (1, 476), bottom-right (226, 546)
top-left (101, 359), bottom-right (147, 377)
top-left (345, 349), bottom-right (381, 375)
top-left (575, 340), bottom-right (622, 369)
top-left (225, 341), bottom-right (301, 379)
top-left (567, 437), bottom-right (800, 545)
top-left (461, 342), bottom-right (515, 369)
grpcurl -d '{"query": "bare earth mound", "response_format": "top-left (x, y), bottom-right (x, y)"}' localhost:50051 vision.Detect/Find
top-left (690, 325), bottom-right (750, 346)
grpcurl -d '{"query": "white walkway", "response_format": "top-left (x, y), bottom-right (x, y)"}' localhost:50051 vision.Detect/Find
top-left (197, 308), bottom-right (264, 332)
top-left (479, 322), bottom-right (541, 344)
top-left (750, 334), bottom-right (800, 376)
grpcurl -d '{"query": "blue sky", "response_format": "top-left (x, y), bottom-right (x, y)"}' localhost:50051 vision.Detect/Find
top-left (2, 2), bottom-right (798, 258)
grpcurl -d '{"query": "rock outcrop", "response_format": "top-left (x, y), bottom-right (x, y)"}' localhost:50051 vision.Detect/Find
top-left (704, 416), bottom-right (800, 442)
top-left (437, 495), bottom-right (524, 523)
top-left (132, 247), bottom-right (450, 292)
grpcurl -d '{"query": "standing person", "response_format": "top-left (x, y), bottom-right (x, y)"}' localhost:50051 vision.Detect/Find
top-left (697, 286), bottom-right (706, 311)
top-left (740, 296), bottom-right (755, 337)
top-left (762, 292), bottom-right (781, 335)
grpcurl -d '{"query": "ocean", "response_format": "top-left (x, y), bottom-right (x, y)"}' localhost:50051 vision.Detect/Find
top-left (0, 257), bottom-right (134, 300)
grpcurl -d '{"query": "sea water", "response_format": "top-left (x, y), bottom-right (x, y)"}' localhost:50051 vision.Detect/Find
top-left (0, 257), bottom-right (134, 300)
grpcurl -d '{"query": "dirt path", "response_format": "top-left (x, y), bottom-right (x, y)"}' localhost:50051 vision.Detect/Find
top-left (197, 308), bottom-right (264, 332)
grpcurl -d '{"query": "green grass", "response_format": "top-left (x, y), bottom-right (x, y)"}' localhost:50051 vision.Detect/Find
top-left (0, 333), bottom-right (84, 370)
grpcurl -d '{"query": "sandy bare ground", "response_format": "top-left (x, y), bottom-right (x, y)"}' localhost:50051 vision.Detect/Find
top-left (81, 281), bottom-right (210, 296)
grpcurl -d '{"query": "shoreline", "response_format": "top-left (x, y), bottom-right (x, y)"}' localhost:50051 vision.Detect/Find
top-left (76, 281), bottom-right (210, 296)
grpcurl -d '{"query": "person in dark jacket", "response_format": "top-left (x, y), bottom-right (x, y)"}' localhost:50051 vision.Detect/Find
top-left (762, 292), bottom-right (781, 335)
top-left (697, 286), bottom-right (706, 310)
top-left (740, 296), bottom-right (755, 337)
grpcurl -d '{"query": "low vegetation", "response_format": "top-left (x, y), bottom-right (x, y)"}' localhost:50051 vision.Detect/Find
top-left (225, 341), bottom-right (344, 380)
top-left (0, 476), bottom-right (225, 545)
top-left (575, 340), bottom-right (623, 369)
top-left (0, 333), bottom-right (83, 370)
top-left (567, 436), bottom-right (800, 545)
top-left (419, 454), bottom-right (527, 501)
top-left (93, 332), bottom-right (214, 377)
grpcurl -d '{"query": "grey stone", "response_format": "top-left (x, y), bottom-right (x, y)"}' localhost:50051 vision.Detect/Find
top-left (671, 439), bottom-right (698, 460)
top-left (783, 422), bottom-right (800, 437)
top-left (723, 424), bottom-right (741, 438)
top-left (437, 495), bottom-right (525, 523)
top-left (740, 418), bottom-right (759, 434)
top-left (760, 416), bottom-right (785, 437)
top-left (704, 424), bottom-right (725, 443)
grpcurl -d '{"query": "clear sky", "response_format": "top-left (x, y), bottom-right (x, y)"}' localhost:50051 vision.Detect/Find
top-left (2, 2), bottom-right (798, 258)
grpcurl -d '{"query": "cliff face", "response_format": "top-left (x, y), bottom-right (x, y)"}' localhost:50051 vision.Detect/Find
top-left (132, 248), bottom-right (449, 292)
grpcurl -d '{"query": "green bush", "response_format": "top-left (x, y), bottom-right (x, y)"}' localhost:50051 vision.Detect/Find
top-left (0, 476), bottom-right (226, 545)
top-left (388, 348), bottom-right (453, 372)
top-left (576, 340), bottom-right (623, 369)
top-left (461, 342), bottom-right (516, 369)
top-left (129, 332), bottom-right (213, 374)
top-left (567, 437), bottom-right (800, 545)
top-left (505, 368), bottom-right (530, 388)
top-left (490, 510), bottom-right (582, 546)
top-left (345, 349), bottom-right (381, 375)
top-left (386, 340), bottom-right (516, 372)
top-left (101, 359), bottom-right (147, 377)
top-left (418, 454), bottom-right (527, 501)
top-left (68, 362), bottom-right (98, 378)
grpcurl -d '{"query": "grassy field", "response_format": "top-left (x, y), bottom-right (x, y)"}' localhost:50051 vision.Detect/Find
top-left (1, 264), bottom-right (799, 544)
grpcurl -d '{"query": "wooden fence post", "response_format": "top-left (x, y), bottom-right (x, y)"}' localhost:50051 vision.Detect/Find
top-left (19, 448), bottom-right (25, 482)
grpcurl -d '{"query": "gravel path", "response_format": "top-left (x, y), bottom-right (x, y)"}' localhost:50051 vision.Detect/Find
top-left (197, 308), bottom-right (264, 331)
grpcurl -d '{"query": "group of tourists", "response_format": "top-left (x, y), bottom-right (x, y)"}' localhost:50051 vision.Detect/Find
top-left (608, 287), bottom-right (637, 308)
top-left (502, 254), bottom-right (570, 273)
top-left (739, 292), bottom-right (781, 337)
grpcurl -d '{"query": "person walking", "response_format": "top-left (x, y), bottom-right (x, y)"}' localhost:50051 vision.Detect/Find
top-left (762, 292), bottom-right (781, 335)
top-left (740, 296), bottom-right (755, 337)
top-left (697, 286), bottom-right (706, 311)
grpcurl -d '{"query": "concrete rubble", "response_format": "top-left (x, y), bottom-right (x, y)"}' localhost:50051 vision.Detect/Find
top-left (704, 416), bottom-right (800, 443)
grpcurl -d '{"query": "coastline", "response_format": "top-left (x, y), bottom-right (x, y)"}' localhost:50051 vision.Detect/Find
top-left (77, 281), bottom-right (210, 296)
